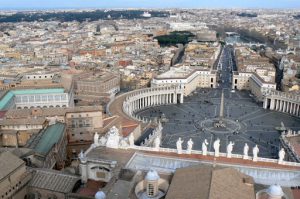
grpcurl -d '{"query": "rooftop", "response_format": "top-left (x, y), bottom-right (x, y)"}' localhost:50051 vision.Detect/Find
top-left (0, 88), bottom-right (65, 110)
top-left (0, 151), bottom-right (24, 180)
top-left (29, 168), bottom-right (80, 194)
top-left (30, 123), bottom-right (65, 156)
top-left (166, 165), bottom-right (255, 199)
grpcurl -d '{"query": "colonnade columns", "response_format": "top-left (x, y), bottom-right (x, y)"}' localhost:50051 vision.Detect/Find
top-left (173, 93), bottom-right (177, 104)
top-left (270, 98), bottom-right (275, 110)
top-left (283, 101), bottom-right (287, 112)
top-left (180, 93), bottom-right (184, 103)
top-left (276, 99), bottom-right (280, 111)
top-left (263, 98), bottom-right (268, 109)
top-left (289, 103), bottom-right (293, 114)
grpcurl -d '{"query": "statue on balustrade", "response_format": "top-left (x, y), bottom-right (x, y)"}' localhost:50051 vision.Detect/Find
top-left (186, 138), bottom-right (194, 154)
top-left (278, 148), bottom-right (285, 164)
top-left (202, 139), bottom-right (209, 156)
top-left (213, 139), bottom-right (220, 157)
top-left (176, 137), bottom-right (184, 154)
top-left (243, 143), bottom-right (249, 159)
top-left (253, 145), bottom-right (259, 162)
top-left (154, 136), bottom-right (161, 151)
top-left (94, 132), bottom-right (99, 146)
top-left (226, 141), bottom-right (234, 158)
top-left (129, 133), bottom-right (135, 147)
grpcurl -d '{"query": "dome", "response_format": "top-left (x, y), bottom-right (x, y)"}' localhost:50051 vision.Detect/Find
top-left (95, 191), bottom-right (106, 199)
top-left (266, 185), bottom-right (284, 197)
top-left (145, 170), bottom-right (160, 181)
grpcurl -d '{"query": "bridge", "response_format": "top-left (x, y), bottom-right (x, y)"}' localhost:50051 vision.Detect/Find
top-left (226, 42), bottom-right (266, 48)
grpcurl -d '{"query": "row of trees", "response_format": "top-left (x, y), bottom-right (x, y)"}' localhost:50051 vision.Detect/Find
top-left (0, 10), bottom-right (169, 23)
top-left (154, 31), bottom-right (195, 46)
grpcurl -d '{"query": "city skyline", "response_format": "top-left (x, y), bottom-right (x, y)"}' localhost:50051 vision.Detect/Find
top-left (1, 0), bottom-right (300, 9)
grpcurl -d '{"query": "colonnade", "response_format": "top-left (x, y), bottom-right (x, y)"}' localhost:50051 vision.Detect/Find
top-left (264, 91), bottom-right (300, 117)
top-left (123, 86), bottom-right (184, 122)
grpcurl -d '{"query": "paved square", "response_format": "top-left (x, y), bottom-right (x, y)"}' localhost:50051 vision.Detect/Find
top-left (136, 88), bottom-right (300, 158)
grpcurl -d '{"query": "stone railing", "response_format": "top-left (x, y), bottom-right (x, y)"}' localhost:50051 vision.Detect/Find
top-left (280, 135), bottom-right (300, 162)
top-left (122, 86), bottom-right (184, 123)
top-left (129, 145), bottom-right (300, 167)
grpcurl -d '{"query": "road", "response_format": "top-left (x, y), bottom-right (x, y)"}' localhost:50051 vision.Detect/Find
top-left (217, 45), bottom-right (236, 89)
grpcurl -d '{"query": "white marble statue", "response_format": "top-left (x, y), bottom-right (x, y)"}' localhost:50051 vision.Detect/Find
top-left (99, 136), bottom-right (107, 145)
top-left (213, 139), bottom-right (220, 157)
top-left (119, 138), bottom-right (129, 148)
top-left (278, 148), bottom-right (285, 164)
top-left (243, 143), bottom-right (249, 160)
top-left (202, 139), bottom-right (209, 156)
top-left (78, 150), bottom-right (87, 163)
top-left (157, 120), bottom-right (163, 132)
top-left (176, 137), bottom-right (184, 154)
top-left (94, 132), bottom-right (99, 146)
top-left (154, 136), bottom-right (161, 151)
top-left (226, 141), bottom-right (234, 158)
top-left (186, 138), bottom-right (194, 154)
top-left (253, 145), bottom-right (259, 162)
top-left (106, 126), bottom-right (121, 149)
top-left (129, 133), bottom-right (135, 147)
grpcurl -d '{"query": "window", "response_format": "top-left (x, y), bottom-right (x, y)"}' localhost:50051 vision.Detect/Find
top-left (148, 184), bottom-right (154, 196)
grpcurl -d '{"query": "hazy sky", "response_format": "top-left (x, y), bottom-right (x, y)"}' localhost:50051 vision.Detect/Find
top-left (1, 0), bottom-right (300, 9)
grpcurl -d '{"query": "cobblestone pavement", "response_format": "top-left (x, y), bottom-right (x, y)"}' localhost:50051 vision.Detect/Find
top-left (136, 88), bottom-right (300, 158)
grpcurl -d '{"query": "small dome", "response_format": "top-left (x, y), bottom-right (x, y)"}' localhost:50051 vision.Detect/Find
top-left (145, 170), bottom-right (160, 181)
top-left (95, 191), bottom-right (106, 199)
top-left (266, 185), bottom-right (284, 197)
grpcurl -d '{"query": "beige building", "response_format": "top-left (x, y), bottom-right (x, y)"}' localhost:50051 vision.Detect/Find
top-left (0, 152), bottom-right (32, 199)
top-left (66, 106), bottom-right (103, 143)
top-left (75, 71), bottom-right (120, 100)
top-left (232, 46), bottom-right (277, 101)
top-left (232, 72), bottom-right (276, 101)
top-left (151, 66), bottom-right (218, 96)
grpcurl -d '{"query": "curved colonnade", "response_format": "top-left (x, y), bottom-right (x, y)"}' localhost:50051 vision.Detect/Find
top-left (122, 86), bottom-right (184, 123)
top-left (264, 91), bottom-right (300, 117)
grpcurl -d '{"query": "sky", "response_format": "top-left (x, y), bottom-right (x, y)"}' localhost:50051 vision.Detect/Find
top-left (0, 0), bottom-right (300, 9)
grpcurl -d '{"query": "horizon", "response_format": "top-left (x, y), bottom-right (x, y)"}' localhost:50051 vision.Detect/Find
top-left (1, 0), bottom-right (300, 10)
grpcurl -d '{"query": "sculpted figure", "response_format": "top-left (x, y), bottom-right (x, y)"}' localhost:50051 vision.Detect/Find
top-left (186, 138), bottom-right (194, 154)
top-left (226, 141), bottom-right (234, 158)
top-left (129, 133), bottom-right (135, 147)
top-left (253, 145), bottom-right (259, 162)
top-left (202, 139), bottom-right (209, 156)
top-left (94, 132), bottom-right (99, 146)
top-left (176, 137), bottom-right (184, 154)
top-left (278, 148), bottom-right (285, 164)
top-left (213, 139), bottom-right (220, 157)
top-left (154, 136), bottom-right (161, 151)
top-left (243, 143), bottom-right (249, 160)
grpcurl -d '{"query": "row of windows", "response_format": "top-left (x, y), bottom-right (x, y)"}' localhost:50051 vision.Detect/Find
top-left (16, 94), bottom-right (67, 103)
top-left (26, 75), bottom-right (53, 79)
top-left (1, 181), bottom-right (22, 198)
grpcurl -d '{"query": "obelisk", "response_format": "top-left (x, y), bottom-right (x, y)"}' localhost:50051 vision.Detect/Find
top-left (219, 90), bottom-right (224, 118)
